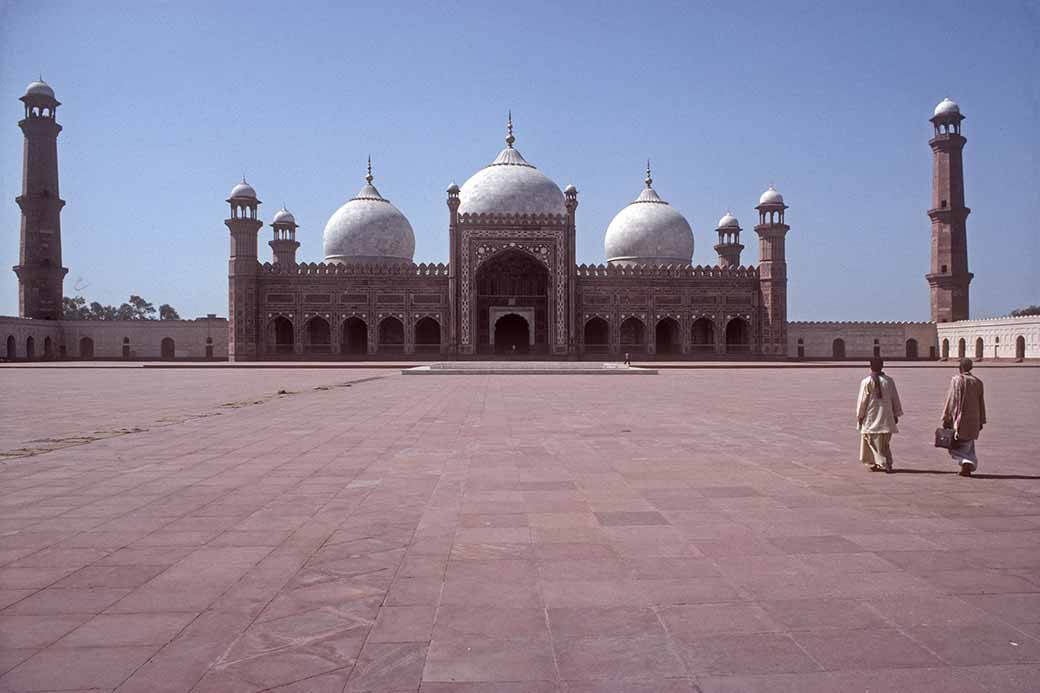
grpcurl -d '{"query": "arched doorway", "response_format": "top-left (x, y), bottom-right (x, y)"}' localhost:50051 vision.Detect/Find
top-left (43, 337), bottom-right (53, 360)
top-left (797, 338), bottom-right (805, 359)
top-left (957, 338), bottom-right (966, 358)
top-left (341, 317), bottom-right (367, 355)
top-left (620, 317), bottom-right (645, 354)
top-left (906, 339), bottom-right (919, 360)
top-left (974, 337), bottom-right (984, 359)
top-left (941, 338), bottom-right (949, 359)
top-left (79, 337), bottom-right (94, 360)
top-left (494, 314), bottom-right (530, 354)
top-left (690, 318), bottom-right (714, 352)
top-left (583, 317), bottom-right (609, 354)
top-left (414, 317), bottom-right (441, 352)
top-left (1016, 335), bottom-right (1026, 360)
top-left (25, 336), bottom-right (35, 361)
top-left (271, 316), bottom-right (294, 356)
top-left (122, 337), bottom-right (131, 360)
top-left (873, 339), bottom-right (881, 358)
top-left (832, 338), bottom-right (846, 359)
top-left (655, 318), bottom-right (679, 356)
top-left (5, 335), bottom-right (15, 360)
top-left (725, 318), bottom-right (750, 353)
top-left (475, 250), bottom-right (549, 354)
top-left (378, 317), bottom-right (404, 352)
top-left (306, 317), bottom-right (332, 355)
top-left (161, 338), bottom-right (175, 360)
top-left (205, 337), bottom-right (213, 360)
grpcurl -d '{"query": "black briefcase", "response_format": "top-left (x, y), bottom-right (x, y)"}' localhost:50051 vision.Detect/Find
top-left (934, 427), bottom-right (956, 449)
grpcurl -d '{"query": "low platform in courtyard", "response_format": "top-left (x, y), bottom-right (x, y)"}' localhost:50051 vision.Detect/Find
top-left (403, 361), bottom-right (658, 375)
top-left (1, 366), bottom-right (1038, 692)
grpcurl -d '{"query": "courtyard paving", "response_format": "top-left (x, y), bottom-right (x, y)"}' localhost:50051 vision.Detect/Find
top-left (1, 365), bottom-right (1039, 692)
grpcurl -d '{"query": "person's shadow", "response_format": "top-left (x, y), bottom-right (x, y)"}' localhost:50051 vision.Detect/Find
top-left (892, 469), bottom-right (1040, 480)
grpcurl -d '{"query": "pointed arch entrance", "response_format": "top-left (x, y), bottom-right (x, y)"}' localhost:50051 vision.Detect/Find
top-left (583, 317), bottom-right (609, 354)
top-left (494, 313), bottom-right (531, 354)
top-left (475, 249), bottom-right (549, 354)
top-left (342, 317), bottom-right (368, 355)
top-left (725, 318), bottom-right (751, 353)
top-left (690, 318), bottom-right (715, 352)
top-left (270, 316), bottom-right (294, 356)
top-left (655, 318), bottom-right (680, 355)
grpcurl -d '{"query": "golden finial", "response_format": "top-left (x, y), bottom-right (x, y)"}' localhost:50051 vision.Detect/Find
top-left (366, 155), bottom-right (373, 185)
top-left (645, 159), bottom-right (653, 189)
top-left (506, 110), bottom-right (515, 148)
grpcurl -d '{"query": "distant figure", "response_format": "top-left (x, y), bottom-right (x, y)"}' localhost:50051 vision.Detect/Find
top-left (941, 358), bottom-right (986, 477)
top-left (624, 352), bottom-right (631, 366)
top-left (511, 344), bottom-right (516, 354)
top-left (856, 357), bottom-right (903, 473)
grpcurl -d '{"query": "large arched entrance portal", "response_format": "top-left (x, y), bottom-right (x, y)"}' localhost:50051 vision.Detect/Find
top-left (475, 250), bottom-right (548, 354)
top-left (494, 314), bottom-right (530, 354)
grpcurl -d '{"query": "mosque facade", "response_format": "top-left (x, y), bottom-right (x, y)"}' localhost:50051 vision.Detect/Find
top-left (224, 117), bottom-right (788, 361)
top-left (5, 81), bottom-right (1039, 362)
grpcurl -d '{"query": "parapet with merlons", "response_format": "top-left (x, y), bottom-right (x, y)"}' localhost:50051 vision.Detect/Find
top-left (258, 261), bottom-right (449, 277)
top-left (575, 263), bottom-right (759, 280)
top-left (456, 212), bottom-right (568, 227)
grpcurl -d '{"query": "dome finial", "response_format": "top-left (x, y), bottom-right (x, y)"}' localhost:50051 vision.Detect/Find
top-left (366, 155), bottom-right (373, 185)
top-left (505, 110), bottom-right (515, 148)
top-left (645, 159), bottom-right (653, 189)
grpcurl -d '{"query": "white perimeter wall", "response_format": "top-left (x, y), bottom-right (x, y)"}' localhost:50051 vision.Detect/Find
top-left (936, 316), bottom-right (1040, 360)
top-left (787, 322), bottom-right (938, 360)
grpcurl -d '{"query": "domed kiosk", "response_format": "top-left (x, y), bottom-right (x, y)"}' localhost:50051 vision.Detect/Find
top-left (604, 163), bottom-right (694, 267)
top-left (323, 159), bottom-right (415, 265)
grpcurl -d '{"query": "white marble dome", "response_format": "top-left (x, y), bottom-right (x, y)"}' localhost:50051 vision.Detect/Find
top-left (934, 97), bottom-right (960, 117)
top-left (458, 121), bottom-right (566, 217)
top-left (229, 179), bottom-right (257, 200)
top-left (717, 212), bottom-right (740, 229)
top-left (323, 172), bottom-right (414, 265)
top-left (24, 80), bottom-right (55, 99)
top-left (758, 185), bottom-right (784, 206)
top-left (272, 208), bottom-right (295, 225)
top-left (604, 173), bottom-right (694, 267)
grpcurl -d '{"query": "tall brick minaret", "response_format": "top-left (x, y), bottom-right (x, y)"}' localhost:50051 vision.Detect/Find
top-left (225, 179), bottom-right (262, 361)
top-left (14, 79), bottom-right (68, 320)
top-left (926, 97), bottom-right (972, 323)
top-left (755, 186), bottom-right (789, 356)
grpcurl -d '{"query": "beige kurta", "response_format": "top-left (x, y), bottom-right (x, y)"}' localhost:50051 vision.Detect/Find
top-left (942, 373), bottom-right (986, 441)
top-left (857, 373), bottom-right (904, 434)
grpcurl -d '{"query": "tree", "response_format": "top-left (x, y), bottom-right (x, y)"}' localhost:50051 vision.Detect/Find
top-left (159, 304), bottom-right (181, 320)
top-left (62, 295), bottom-right (90, 320)
top-left (115, 295), bottom-right (156, 320)
top-left (1010, 305), bottom-right (1040, 317)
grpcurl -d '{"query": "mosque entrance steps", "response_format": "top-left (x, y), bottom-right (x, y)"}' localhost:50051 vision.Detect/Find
top-left (402, 361), bottom-right (657, 375)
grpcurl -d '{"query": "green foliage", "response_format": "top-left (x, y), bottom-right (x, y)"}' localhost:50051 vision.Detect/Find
top-left (62, 294), bottom-right (176, 321)
top-left (1010, 305), bottom-right (1040, 317)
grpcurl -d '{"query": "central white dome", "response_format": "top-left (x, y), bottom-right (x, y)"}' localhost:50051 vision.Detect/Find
top-left (323, 167), bottom-right (414, 265)
top-left (458, 119), bottom-right (565, 217)
top-left (604, 169), bottom-right (694, 267)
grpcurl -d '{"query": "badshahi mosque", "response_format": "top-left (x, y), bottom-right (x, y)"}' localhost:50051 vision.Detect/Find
top-left (4, 81), bottom-right (1038, 361)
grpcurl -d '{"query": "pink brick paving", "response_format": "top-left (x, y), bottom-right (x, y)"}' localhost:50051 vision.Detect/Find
top-left (0, 366), bottom-right (1038, 692)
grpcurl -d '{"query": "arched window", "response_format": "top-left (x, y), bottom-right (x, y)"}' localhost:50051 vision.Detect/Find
top-left (583, 317), bottom-right (609, 352)
top-left (378, 317), bottom-right (404, 351)
top-left (415, 317), bottom-right (441, 351)
top-left (832, 338), bottom-right (846, 359)
top-left (205, 336), bottom-right (214, 360)
top-left (957, 338), bottom-right (966, 358)
top-left (655, 318), bottom-right (680, 356)
top-left (341, 317), bottom-right (367, 355)
top-left (619, 317), bottom-right (645, 350)
top-left (690, 318), bottom-right (715, 351)
top-left (79, 337), bottom-right (94, 360)
top-left (974, 337), bottom-right (984, 359)
top-left (1016, 335), bottom-right (1026, 360)
top-left (797, 338), bottom-right (805, 359)
top-left (305, 317), bottom-right (332, 354)
top-left (43, 337), bottom-right (54, 359)
top-left (161, 337), bottom-right (175, 360)
top-left (905, 339), bottom-right (919, 360)
top-left (5, 335), bottom-right (15, 361)
top-left (941, 338), bottom-right (949, 359)
top-left (725, 318), bottom-right (750, 353)
top-left (25, 336), bottom-right (35, 361)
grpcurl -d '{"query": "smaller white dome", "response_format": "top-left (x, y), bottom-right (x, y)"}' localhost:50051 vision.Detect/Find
top-left (230, 179), bottom-right (257, 200)
top-left (758, 186), bottom-right (784, 206)
top-left (717, 212), bottom-right (740, 229)
top-left (564, 184), bottom-right (577, 194)
top-left (934, 97), bottom-right (960, 117)
top-left (24, 80), bottom-right (55, 99)
top-left (272, 208), bottom-right (295, 225)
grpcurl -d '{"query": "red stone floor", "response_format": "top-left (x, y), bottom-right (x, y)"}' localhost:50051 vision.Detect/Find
top-left (0, 366), bottom-right (1039, 692)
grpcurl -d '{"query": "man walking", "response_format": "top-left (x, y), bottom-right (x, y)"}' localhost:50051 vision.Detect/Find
top-left (941, 358), bottom-right (987, 477)
top-left (857, 357), bottom-right (904, 473)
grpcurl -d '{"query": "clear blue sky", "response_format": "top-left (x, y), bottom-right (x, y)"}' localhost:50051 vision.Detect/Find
top-left (1, 0), bottom-right (1036, 320)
